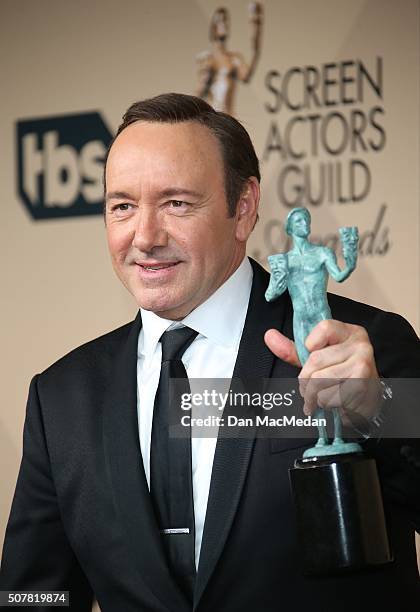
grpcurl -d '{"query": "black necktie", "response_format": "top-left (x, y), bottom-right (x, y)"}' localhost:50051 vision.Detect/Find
top-left (150, 326), bottom-right (198, 601)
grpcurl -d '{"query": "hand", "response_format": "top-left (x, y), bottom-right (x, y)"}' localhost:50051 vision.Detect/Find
top-left (264, 320), bottom-right (382, 422)
top-left (344, 253), bottom-right (357, 271)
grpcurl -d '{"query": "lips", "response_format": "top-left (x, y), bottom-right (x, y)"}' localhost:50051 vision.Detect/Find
top-left (137, 262), bottom-right (179, 271)
top-left (134, 261), bottom-right (182, 279)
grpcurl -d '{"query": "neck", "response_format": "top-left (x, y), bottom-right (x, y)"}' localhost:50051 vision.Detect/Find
top-left (293, 236), bottom-right (308, 253)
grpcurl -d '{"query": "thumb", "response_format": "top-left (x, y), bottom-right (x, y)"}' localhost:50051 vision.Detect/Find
top-left (264, 329), bottom-right (301, 367)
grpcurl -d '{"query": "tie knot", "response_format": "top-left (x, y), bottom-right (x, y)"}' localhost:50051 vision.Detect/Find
top-left (160, 327), bottom-right (198, 362)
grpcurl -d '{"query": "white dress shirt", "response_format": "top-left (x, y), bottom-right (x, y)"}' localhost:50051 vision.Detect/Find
top-left (137, 256), bottom-right (253, 568)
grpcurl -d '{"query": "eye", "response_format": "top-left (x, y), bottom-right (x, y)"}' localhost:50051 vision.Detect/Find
top-left (114, 203), bottom-right (130, 211)
top-left (167, 200), bottom-right (191, 214)
top-left (109, 203), bottom-right (135, 217)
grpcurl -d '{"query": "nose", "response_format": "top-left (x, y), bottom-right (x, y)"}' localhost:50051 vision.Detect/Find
top-left (132, 208), bottom-right (168, 253)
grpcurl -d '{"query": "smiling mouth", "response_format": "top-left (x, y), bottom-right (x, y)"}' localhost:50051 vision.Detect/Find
top-left (137, 262), bottom-right (180, 271)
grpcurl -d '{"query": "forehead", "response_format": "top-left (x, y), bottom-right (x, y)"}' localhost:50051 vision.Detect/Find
top-left (106, 120), bottom-right (224, 189)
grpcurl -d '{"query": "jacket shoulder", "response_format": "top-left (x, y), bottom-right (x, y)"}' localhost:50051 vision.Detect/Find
top-left (39, 318), bottom-right (137, 384)
top-left (328, 292), bottom-right (416, 333)
top-left (328, 292), bottom-right (384, 326)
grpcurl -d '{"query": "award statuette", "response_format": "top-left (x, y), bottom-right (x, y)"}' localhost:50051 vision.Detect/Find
top-left (266, 208), bottom-right (392, 575)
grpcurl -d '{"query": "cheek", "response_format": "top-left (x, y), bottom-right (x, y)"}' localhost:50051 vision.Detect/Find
top-left (107, 227), bottom-right (130, 262)
top-left (181, 232), bottom-right (214, 268)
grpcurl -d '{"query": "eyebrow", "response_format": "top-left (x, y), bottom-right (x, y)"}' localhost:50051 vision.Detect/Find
top-left (158, 188), bottom-right (204, 199)
top-left (105, 188), bottom-right (204, 203)
top-left (105, 191), bottom-right (132, 203)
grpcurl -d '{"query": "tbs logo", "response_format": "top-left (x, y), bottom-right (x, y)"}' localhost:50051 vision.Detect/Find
top-left (17, 112), bottom-right (113, 220)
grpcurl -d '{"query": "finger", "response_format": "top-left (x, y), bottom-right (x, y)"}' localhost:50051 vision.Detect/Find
top-left (264, 329), bottom-right (301, 367)
top-left (299, 341), bottom-right (356, 382)
top-left (339, 379), bottom-right (368, 413)
top-left (305, 319), bottom-right (354, 352)
top-left (304, 377), bottom-right (366, 416)
top-left (340, 378), bottom-right (382, 421)
top-left (302, 377), bottom-right (343, 415)
top-left (299, 353), bottom-right (355, 398)
top-left (316, 385), bottom-right (342, 411)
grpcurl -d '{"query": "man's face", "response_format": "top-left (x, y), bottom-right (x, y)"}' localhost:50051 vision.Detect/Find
top-left (290, 212), bottom-right (310, 238)
top-left (105, 121), bottom-right (257, 320)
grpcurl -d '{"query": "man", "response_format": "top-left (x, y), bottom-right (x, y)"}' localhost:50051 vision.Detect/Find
top-left (1, 93), bottom-right (419, 611)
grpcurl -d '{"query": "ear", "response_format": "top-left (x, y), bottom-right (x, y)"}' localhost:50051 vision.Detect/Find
top-left (235, 177), bottom-right (260, 242)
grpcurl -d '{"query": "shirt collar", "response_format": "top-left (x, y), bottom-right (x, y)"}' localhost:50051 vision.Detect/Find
top-left (139, 256), bottom-right (253, 357)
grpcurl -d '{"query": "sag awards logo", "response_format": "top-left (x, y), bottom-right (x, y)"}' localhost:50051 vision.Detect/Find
top-left (260, 57), bottom-right (390, 258)
top-left (16, 112), bottom-right (112, 220)
top-left (195, 9), bottom-right (389, 262)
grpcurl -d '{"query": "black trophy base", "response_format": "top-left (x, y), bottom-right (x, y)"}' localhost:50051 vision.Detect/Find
top-left (289, 452), bottom-right (393, 576)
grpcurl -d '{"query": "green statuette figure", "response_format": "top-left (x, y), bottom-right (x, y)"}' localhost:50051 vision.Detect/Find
top-left (266, 207), bottom-right (362, 458)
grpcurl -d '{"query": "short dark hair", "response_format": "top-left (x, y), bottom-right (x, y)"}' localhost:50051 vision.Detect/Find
top-left (104, 93), bottom-right (260, 217)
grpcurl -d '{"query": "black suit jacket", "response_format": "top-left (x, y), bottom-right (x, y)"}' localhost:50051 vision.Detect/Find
top-left (1, 260), bottom-right (420, 611)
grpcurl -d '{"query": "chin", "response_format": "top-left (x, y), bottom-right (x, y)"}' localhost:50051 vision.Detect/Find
top-left (135, 295), bottom-right (182, 318)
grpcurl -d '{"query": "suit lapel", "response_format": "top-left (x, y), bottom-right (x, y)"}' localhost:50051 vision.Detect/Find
top-left (194, 259), bottom-right (291, 607)
top-left (103, 310), bottom-right (190, 612)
